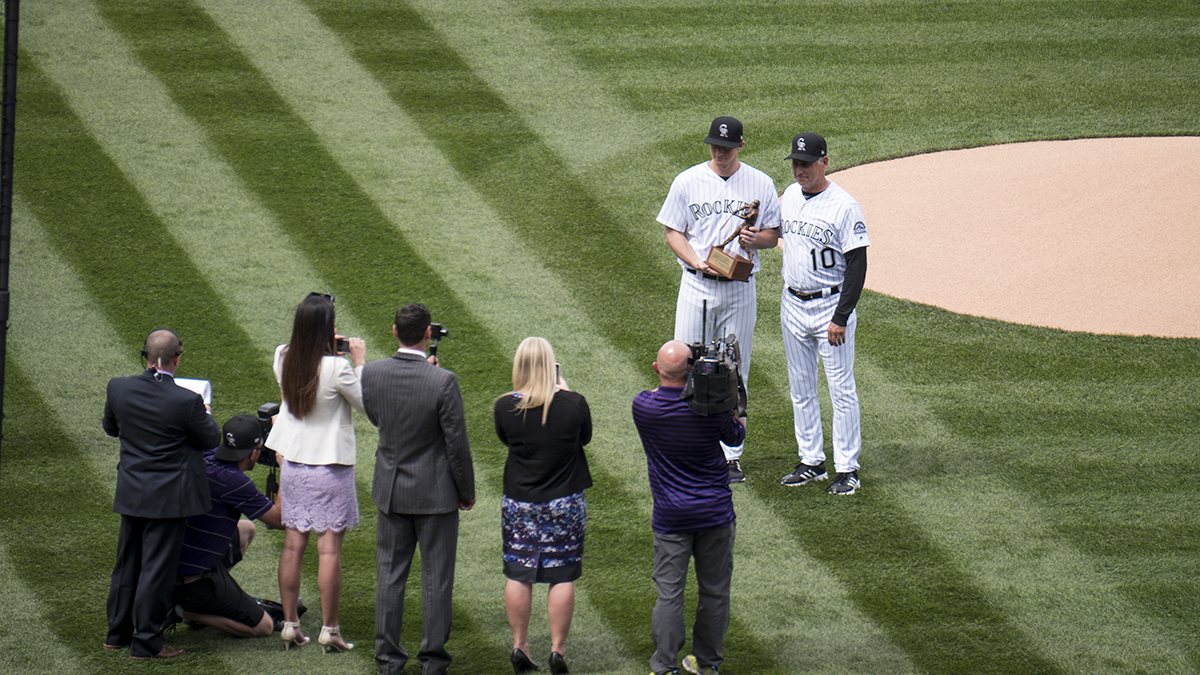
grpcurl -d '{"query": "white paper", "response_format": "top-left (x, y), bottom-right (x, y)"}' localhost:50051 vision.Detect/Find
top-left (174, 378), bottom-right (212, 405)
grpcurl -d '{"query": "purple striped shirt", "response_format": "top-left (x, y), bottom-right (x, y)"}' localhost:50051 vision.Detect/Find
top-left (632, 386), bottom-right (743, 534)
top-left (176, 449), bottom-right (273, 576)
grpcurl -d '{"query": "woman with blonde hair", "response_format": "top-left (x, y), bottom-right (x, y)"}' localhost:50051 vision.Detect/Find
top-left (494, 337), bottom-right (593, 674)
top-left (266, 293), bottom-right (365, 653)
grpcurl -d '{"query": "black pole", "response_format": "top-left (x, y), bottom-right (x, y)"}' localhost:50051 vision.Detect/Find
top-left (0, 0), bottom-right (20, 470)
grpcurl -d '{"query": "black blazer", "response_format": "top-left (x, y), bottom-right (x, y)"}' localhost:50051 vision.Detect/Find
top-left (103, 368), bottom-right (220, 519)
top-left (495, 389), bottom-right (593, 503)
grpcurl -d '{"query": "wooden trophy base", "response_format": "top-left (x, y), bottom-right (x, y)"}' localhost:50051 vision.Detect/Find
top-left (706, 247), bottom-right (753, 281)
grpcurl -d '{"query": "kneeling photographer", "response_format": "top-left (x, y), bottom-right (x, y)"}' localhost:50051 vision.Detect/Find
top-left (171, 412), bottom-right (293, 638)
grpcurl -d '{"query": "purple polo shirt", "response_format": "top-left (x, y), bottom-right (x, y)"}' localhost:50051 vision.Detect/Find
top-left (632, 385), bottom-right (743, 534)
top-left (176, 448), bottom-right (273, 576)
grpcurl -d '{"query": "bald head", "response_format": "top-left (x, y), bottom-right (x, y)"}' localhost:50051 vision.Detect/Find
top-left (144, 329), bottom-right (183, 372)
top-left (654, 340), bottom-right (691, 386)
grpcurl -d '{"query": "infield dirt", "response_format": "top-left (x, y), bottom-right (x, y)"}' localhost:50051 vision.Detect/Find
top-left (831, 137), bottom-right (1200, 338)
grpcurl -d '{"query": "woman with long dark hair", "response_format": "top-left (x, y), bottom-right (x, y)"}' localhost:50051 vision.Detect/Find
top-left (266, 293), bottom-right (365, 653)
top-left (494, 337), bottom-right (593, 674)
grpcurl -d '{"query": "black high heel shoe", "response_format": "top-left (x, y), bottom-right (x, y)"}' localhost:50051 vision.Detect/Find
top-left (511, 648), bottom-right (539, 673)
top-left (549, 651), bottom-right (569, 674)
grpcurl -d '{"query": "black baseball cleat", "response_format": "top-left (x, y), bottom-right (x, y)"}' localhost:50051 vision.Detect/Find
top-left (726, 459), bottom-right (746, 483)
top-left (780, 462), bottom-right (827, 486)
top-left (828, 470), bottom-right (860, 495)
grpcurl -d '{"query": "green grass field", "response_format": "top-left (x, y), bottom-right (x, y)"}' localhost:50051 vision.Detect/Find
top-left (3, 0), bottom-right (1199, 673)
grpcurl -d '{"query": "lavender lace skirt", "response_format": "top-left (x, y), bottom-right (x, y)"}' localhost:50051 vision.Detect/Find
top-left (279, 458), bottom-right (360, 533)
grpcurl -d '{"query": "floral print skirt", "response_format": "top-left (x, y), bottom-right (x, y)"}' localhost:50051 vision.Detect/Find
top-left (501, 491), bottom-right (586, 584)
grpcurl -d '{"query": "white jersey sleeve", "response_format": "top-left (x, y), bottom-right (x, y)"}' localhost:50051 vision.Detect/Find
top-left (657, 161), bottom-right (781, 275)
top-left (779, 180), bottom-right (869, 291)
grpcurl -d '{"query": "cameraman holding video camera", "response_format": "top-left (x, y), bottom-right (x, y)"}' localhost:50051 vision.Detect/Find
top-left (632, 340), bottom-right (745, 675)
top-left (170, 414), bottom-right (284, 638)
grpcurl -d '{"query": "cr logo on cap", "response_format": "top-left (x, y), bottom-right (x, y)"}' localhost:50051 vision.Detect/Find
top-left (719, 124), bottom-right (729, 138)
top-left (797, 139), bottom-right (806, 151)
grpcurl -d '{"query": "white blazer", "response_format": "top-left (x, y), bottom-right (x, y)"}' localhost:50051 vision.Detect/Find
top-left (266, 344), bottom-right (365, 466)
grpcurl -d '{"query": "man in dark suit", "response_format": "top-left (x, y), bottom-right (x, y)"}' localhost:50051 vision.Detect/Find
top-left (362, 303), bottom-right (476, 675)
top-left (102, 328), bottom-right (220, 660)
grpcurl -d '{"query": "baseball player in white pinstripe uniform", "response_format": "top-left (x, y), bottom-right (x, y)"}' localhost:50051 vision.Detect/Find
top-left (775, 132), bottom-right (869, 495)
top-left (656, 116), bottom-right (781, 483)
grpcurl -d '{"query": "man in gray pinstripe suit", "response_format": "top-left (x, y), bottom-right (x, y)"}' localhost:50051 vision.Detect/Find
top-left (362, 303), bottom-right (476, 675)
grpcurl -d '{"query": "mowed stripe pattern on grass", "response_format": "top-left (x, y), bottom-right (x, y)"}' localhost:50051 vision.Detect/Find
top-left (6, 0), bottom-right (1200, 674)
top-left (192, 2), bottom-right (917, 673)
top-left (18, 1), bottom-right (902, 667)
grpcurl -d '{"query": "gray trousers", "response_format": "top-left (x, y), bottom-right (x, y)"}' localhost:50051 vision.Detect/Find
top-left (650, 523), bottom-right (736, 674)
top-left (375, 510), bottom-right (459, 675)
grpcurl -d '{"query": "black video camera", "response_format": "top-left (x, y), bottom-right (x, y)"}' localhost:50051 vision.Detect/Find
top-left (255, 402), bottom-right (282, 503)
top-left (680, 335), bottom-right (746, 417)
top-left (255, 402), bottom-right (281, 468)
top-left (430, 322), bottom-right (448, 358)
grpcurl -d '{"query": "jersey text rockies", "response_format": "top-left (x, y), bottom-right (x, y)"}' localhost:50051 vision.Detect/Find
top-left (781, 218), bottom-right (836, 245)
top-left (689, 199), bottom-right (755, 221)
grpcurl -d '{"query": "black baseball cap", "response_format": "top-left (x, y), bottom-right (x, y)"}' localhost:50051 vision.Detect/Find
top-left (704, 116), bottom-right (744, 148)
top-left (215, 414), bottom-right (264, 462)
top-left (785, 132), bottom-right (828, 162)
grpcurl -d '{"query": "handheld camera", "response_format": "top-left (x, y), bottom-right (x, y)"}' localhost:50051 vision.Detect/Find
top-left (256, 402), bottom-right (282, 502)
top-left (430, 322), bottom-right (448, 359)
top-left (255, 402), bottom-right (281, 468)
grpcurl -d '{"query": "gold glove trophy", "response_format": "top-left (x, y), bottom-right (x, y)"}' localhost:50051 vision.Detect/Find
top-left (704, 200), bottom-right (760, 281)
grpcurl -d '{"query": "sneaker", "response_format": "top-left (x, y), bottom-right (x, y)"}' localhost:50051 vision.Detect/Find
top-left (828, 470), bottom-right (860, 495)
top-left (683, 654), bottom-right (719, 674)
top-left (780, 461), bottom-right (827, 486)
top-left (651, 670), bottom-right (680, 675)
top-left (726, 459), bottom-right (746, 484)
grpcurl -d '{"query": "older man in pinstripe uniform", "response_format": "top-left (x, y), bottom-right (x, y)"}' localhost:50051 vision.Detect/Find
top-left (362, 303), bottom-right (476, 675)
top-left (775, 132), bottom-right (869, 496)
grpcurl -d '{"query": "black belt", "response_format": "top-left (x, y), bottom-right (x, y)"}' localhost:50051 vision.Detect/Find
top-left (686, 268), bottom-right (749, 283)
top-left (788, 285), bottom-right (839, 301)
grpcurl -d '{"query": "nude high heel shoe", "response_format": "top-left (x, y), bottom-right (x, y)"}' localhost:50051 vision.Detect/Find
top-left (281, 621), bottom-right (308, 650)
top-left (318, 625), bottom-right (354, 653)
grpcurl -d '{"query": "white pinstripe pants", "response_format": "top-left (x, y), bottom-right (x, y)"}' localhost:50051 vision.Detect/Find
top-left (781, 290), bottom-right (862, 473)
top-left (674, 270), bottom-right (756, 459)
